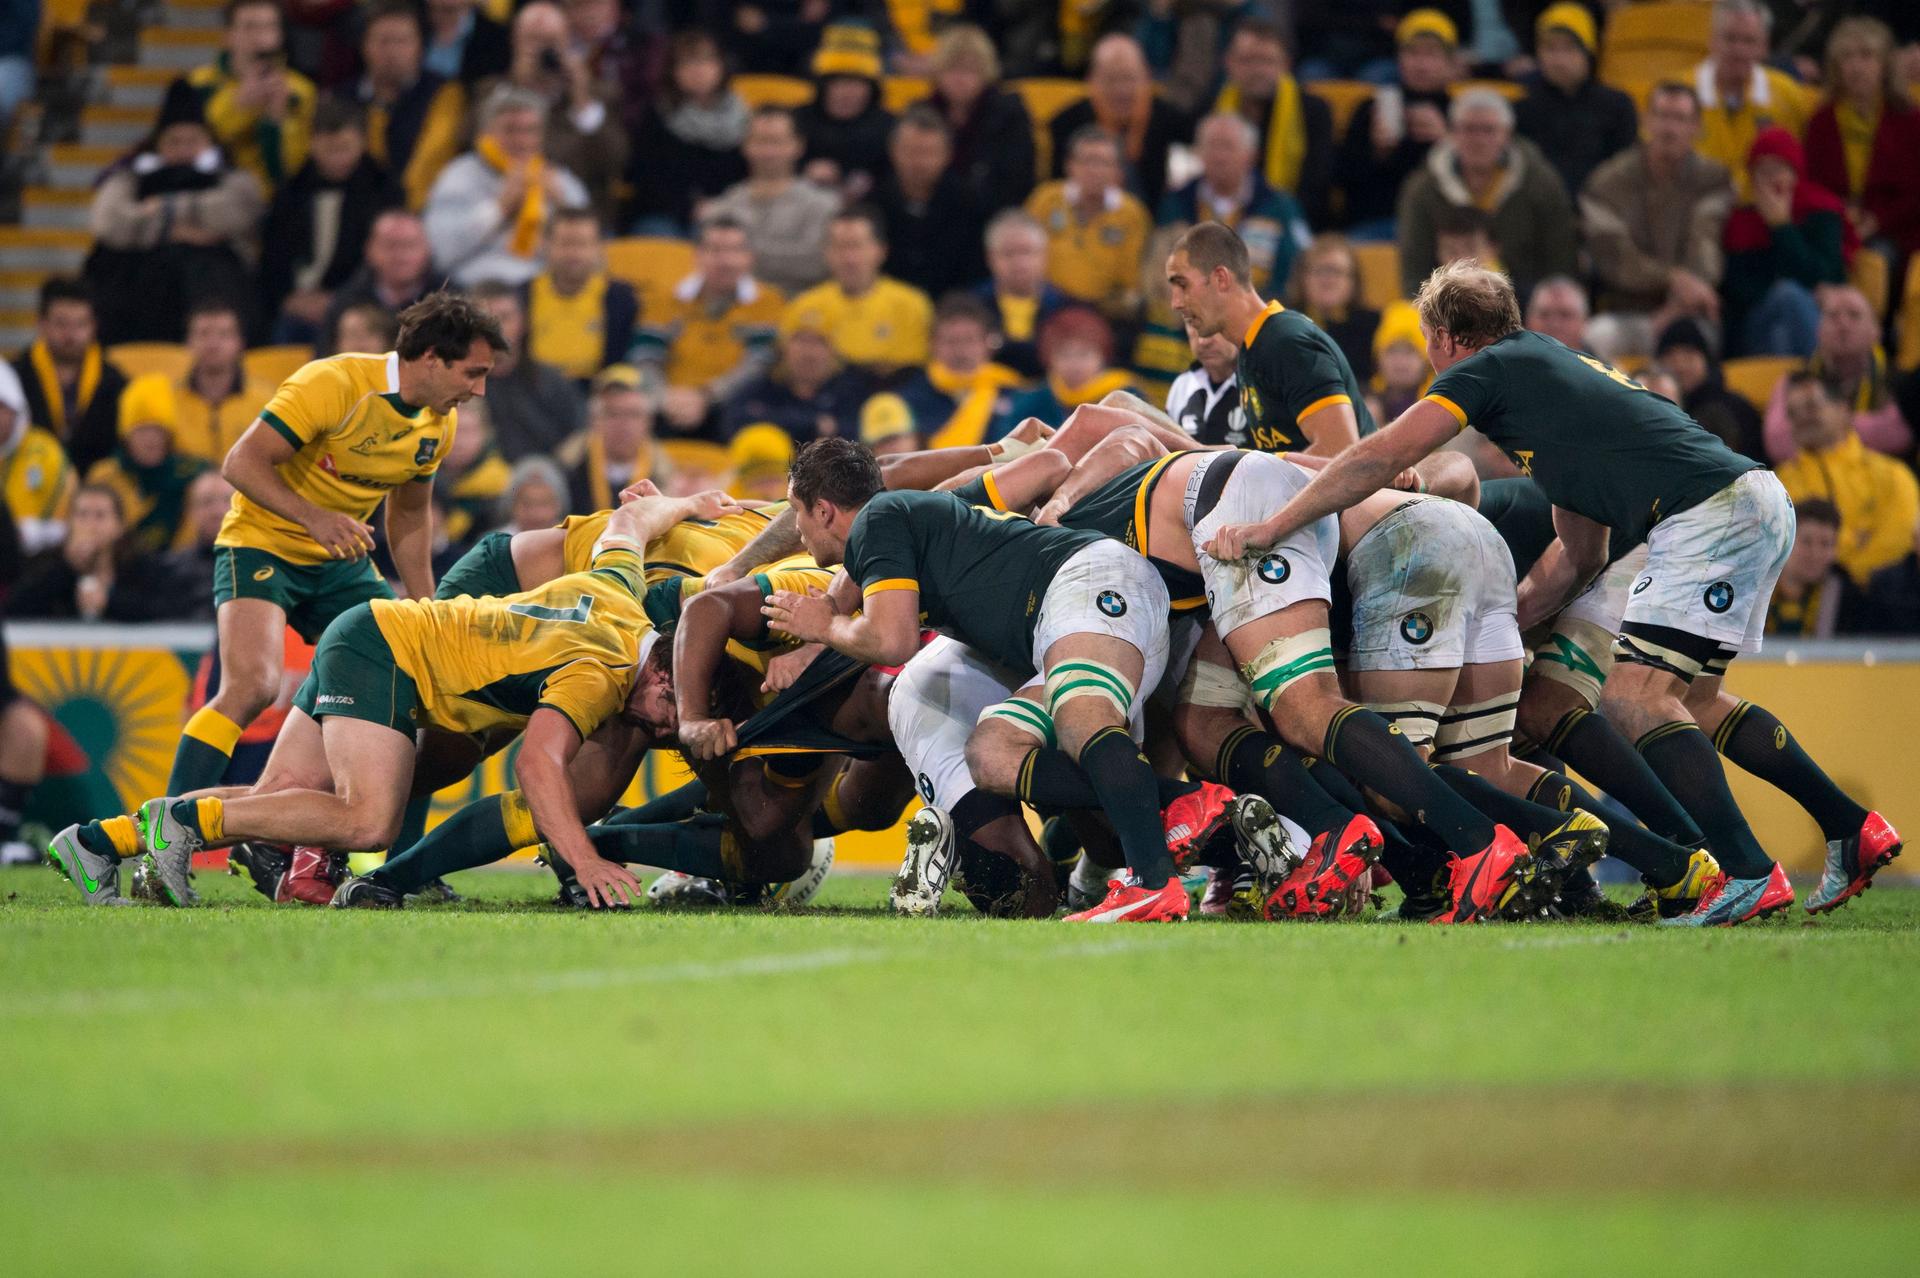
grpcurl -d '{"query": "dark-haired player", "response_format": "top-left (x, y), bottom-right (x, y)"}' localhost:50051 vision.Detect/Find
top-left (1211, 261), bottom-right (1902, 923)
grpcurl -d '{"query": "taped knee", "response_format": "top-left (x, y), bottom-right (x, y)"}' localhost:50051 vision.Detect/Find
top-left (500, 788), bottom-right (539, 851)
top-left (1241, 629), bottom-right (1336, 711)
top-left (1431, 692), bottom-right (1519, 764)
top-left (978, 697), bottom-right (1057, 748)
top-left (1368, 701), bottom-right (1446, 752)
top-left (1043, 660), bottom-right (1137, 720)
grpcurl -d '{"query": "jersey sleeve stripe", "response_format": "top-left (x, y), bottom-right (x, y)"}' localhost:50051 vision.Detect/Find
top-left (861, 577), bottom-right (919, 597)
top-left (1423, 394), bottom-right (1470, 430)
top-left (260, 410), bottom-right (303, 449)
top-left (1294, 393), bottom-right (1351, 424)
top-left (981, 470), bottom-right (1008, 512)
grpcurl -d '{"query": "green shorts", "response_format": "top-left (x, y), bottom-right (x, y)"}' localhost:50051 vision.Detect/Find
top-left (291, 603), bottom-right (420, 736)
top-left (435, 530), bottom-right (519, 600)
top-left (213, 545), bottom-right (395, 643)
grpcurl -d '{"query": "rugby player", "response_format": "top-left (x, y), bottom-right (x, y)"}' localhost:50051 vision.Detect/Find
top-left (49, 502), bottom-right (678, 910)
top-left (1210, 261), bottom-right (1902, 924)
top-left (154, 293), bottom-right (505, 882)
top-left (761, 438), bottom-right (1250, 923)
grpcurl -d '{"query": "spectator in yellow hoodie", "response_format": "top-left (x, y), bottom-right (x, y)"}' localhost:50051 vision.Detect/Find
top-left (1775, 370), bottom-right (1919, 588)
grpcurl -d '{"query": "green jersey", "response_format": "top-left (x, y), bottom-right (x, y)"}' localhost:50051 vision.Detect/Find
top-left (1425, 332), bottom-right (1757, 545)
top-left (1237, 301), bottom-right (1376, 452)
top-left (1053, 454), bottom-right (1208, 613)
top-left (842, 489), bottom-right (1105, 674)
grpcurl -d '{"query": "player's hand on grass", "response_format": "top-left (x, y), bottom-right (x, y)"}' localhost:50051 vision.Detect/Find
top-left (1203, 521), bottom-right (1271, 562)
top-left (306, 510), bottom-right (376, 559)
top-left (679, 716), bottom-right (738, 761)
top-left (763, 643), bottom-right (824, 693)
top-left (572, 853), bottom-right (641, 909)
top-left (762, 586), bottom-right (834, 643)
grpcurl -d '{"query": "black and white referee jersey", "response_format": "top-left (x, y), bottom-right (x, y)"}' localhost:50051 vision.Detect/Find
top-left (1165, 364), bottom-right (1244, 447)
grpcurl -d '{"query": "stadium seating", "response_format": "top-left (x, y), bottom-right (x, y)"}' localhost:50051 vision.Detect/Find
top-left (1721, 355), bottom-right (1798, 411)
top-left (1009, 76), bottom-right (1086, 175)
top-left (1310, 80), bottom-right (1374, 137)
top-left (730, 74), bottom-right (813, 110)
top-left (883, 76), bottom-right (931, 113)
top-left (106, 342), bottom-right (191, 381)
top-left (605, 237), bottom-right (696, 318)
top-left (243, 345), bottom-right (313, 388)
top-left (1352, 242), bottom-right (1402, 312)
top-left (1851, 250), bottom-right (1890, 321)
top-left (1901, 255), bottom-right (1920, 371)
top-left (1599, 2), bottom-right (1713, 94)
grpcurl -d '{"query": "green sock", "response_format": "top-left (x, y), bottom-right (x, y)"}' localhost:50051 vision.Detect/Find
top-left (390, 794), bottom-right (433, 860)
top-left (166, 708), bottom-right (243, 794)
top-left (599, 782), bottom-right (710, 828)
top-left (373, 795), bottom-right (518, 894)
top-left (587, 814), bottom-right (731, 876)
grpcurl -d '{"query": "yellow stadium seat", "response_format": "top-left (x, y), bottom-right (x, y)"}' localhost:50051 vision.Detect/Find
top-left (1452, 79), bottom-right (1524, 103)
top-left (107, 342), bottom-right (190, 382)
top-left (1009, 77), bottom-right (1086, 127)
top-left (1721, 355), bottom-right (1799, 411)
top-left (1899, 255), bottom-right (1920, 371)
top-left (1309, 80), bottom-right (1374, 138)
top-left (1352, 242), bottom-right (1402, 311)
top-left (1851, 250), bottom-right (1890, 320)
top-left (730, 74), bottom-right (813, 110)
top-left (883, 76), bottom-right (930, 113)
top-left (244, 344), bottom-right (312, 388)
top-left (658, 438), bottom-right (733, 484)
top-left (1601, 2), bottom-right (1712, 92)
top-left (605, 236), bottom-right (696, 315)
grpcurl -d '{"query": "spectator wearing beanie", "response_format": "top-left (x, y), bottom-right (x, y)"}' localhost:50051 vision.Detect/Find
top-left (1722, 126), bottom-right (1854, 356)
top-left (1655, 317), bottom-right (1763, 462)
top-left (992, 308), bottom-right (1135, 435)
top-left (1515, 4), bottom-right (1639, 199)
top-left (1335, 9), bottom-right (1463, 238)
top-left (83, 374), bottom-right (209, 557)
top-left (794, 22), bottom-right (894, 203)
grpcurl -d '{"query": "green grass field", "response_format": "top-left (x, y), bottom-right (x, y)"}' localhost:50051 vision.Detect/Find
top-left (3, 862), bottom-right (1916, 1276)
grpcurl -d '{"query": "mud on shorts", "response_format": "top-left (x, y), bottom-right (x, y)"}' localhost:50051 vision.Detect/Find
top-left (1184, 450), bottom-right (1339, 640)
top-left (1345, 496), bottom-right (1524, 672)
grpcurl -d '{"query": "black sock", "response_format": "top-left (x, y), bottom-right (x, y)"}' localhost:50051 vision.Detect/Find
top-left (1438, 767), bottom-right (1689, 884)
top-left (1546, 708), bottom-right (1705, 846)
top-left (587, 813), bottom-right (731, 877)
top-left (1078, 726), bottom-right (1177, 888)
top-left (1378, 823), bottom-right (1451, 900)
top-left (1217, 725), bottom-right (1353, 838)
top-left (0, 777), bottom-right (27, 843)
top-left (1323, 707), bottom-right (1496, 855)
top-left (1636, 724), bottom-right (1774, 879)
top-left (1016, 747), bottom-right (1101, 808)
top-left (1714, 701), bottom-right (1869, 841)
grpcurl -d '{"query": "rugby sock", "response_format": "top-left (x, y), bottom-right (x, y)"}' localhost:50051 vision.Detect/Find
top-left (586, 814), bottom-right (732, 878)
top-left (374, 791), bottom-right (539, 893)
top-left (601, 781), bottom-right (710, 828)
top-left (1545, 708), bottom-right (1704, 846)
top-left (1217, 724), bottom-right (1354, 838)
top-left (1321, 706), bottom-right (1496, 855)
top-left (165, 708), bottom-right (243, 795)
top-left (1077, 725), bottom-right (1178, 888)
top-left (1436, 767), bottom-right (1688, 883)
top-left (76, 814), bottom-right (141, 860)
top-left (389, 794), bottom-right (433, 859)
top-left (1714, 701), bottom-right (1869, 841)
top-left (1016, 746), bottom-right (1201, 811)
top-left (169, 797), bottom-right (225, 844)
top-left (1636, 723), bottom-right (1774, 879)
top-left (0, 777), bottom-right (27, 843)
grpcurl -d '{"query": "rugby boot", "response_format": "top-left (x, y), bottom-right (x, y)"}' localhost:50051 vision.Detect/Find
top-left (279, 846), bottom-right (346, 905)
top-left (135, 798), bottom-right (203, 907)
top-left (1264, 815), bottom-right (1383, 920)
top-left (45, 824), bottom-right (124, 905)
top-left (1505, 810), bottom-right (1611, 918)
top-left (1063, 871), bottom-right (1191, 922)
top-left (331, 876), bottom-right (404, 909)
top-left (1392, 862), bottom-right (1452, 922)
top-left (1161, 781), bottom-right (1237, 869)
top-left (1805, 812), bottom-right (1903, 915)
top-left (1199, 865), bottom-right (1257, 917)
top-left (1551, 865), bottom-right (1630, 921)
top-left (228, 841), bottom-right (291, 901)
top-left (409, 878), bottom-right (462, 904)
top-left (1628, 848), bottom-right (1725, 922)
top-left (1227, 793), bottom-right (1298, 891)
top-left (1433, 825), bottom-right (1534, 924)
top-left (1065, 853), bottom-right (1111, 913)
top-left (646, 872), bottom-right (729, 907)
top-left (890, 805), bottom-right (957, 916)
top-left (1659, 861), bottom-right (1794, 927)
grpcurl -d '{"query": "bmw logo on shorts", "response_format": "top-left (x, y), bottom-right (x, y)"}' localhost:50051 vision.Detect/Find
top-left (1256, 553), bottom-right (1290, 584)
top-left (1632, 576), bottom-right (1652, 595)
top-left (1097, 590), bottom-right (1128, 617)
top-left (1703, 581), bottom-right (1735, 614)
top-left (1400, 611), bottom-right (1434, 644)
top-left (916, 772), bottom-right (935, 804)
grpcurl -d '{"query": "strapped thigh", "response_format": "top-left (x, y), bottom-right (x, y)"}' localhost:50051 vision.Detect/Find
top-left (978, 697), bottom-right (1057, 748)
top-left (1614, 621), bottom-right (1725, 684)
top-left (1431, 691), bottom-right (1520, 763)
top-left (1368, 700), bottom-right (1446, 751)
top-left (1043, 660), bottom-right (1138, 719)
top-left (1240, 627), bottom-right (1336, 711)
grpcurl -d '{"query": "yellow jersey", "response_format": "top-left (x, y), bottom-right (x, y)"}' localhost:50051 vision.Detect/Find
top-left (1024, 181), bottom-right (1151, 311)
top-left (637, 274), bottom-right (785, 389)
top-left (641, 551), bottom-right (831, 691)
top-left (779, 277), bottom-right (932, 371)
top-left (218, 352), bottom-right (456, 563)
top-left (1, 425), bottom-right (75, 535)
top-left (371, 542), bottom-right (653, 738)
top-left (559, 502), bottom-right (785, 585)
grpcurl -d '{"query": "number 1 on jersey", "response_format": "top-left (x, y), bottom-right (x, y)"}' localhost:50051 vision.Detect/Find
top-left (508, 594), bottom-right (596, 624)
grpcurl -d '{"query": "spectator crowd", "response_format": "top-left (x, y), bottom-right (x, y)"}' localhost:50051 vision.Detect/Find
top-left (3, 0), bottom-right (1920, 638)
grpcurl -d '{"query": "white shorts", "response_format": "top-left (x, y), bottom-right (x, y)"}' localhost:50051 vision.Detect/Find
top-left (887, 635), bottom-right (1025, 810)
top-left (1186, 451), bottom-right (1339, 638)
top-left (1031, 539), bottom-right (1172, 704)
top-left (1529, 544), bottom-right (1648, 704)
top-left (1620, 470), bottom-right (1794, 659)
top-left (1345, 497), bottom-right (1525, 672)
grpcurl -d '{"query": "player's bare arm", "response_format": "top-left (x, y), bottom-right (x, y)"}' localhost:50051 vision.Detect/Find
top-left (1034, 426), bottom-right (1164, 524)
top-left (704, 507), bottom-right (801, 588)
top-left (1516, 506), bottom-right (1611, 631)
top-left (765, 582), bottom-right (919, 669)
top-left (1090, 392), bottom-right (1222, 453)
top-left (516, 707), bottom-right (639, 908)
top-left (672, 573), bottom-right (806, 760)
top-left (1297, 399), bottom-right (1362, 458)
top-left (1204, 400), bottom-right (1460, 560)
top-left (384, 476), bottom-right (437, 599)
top-left (223, 421), bottom-right (374, 560)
